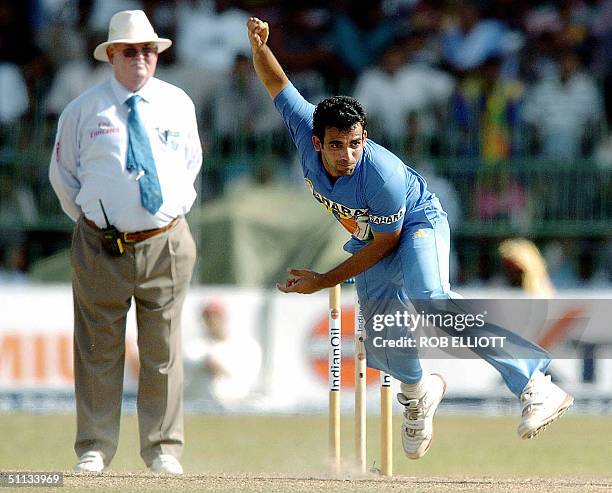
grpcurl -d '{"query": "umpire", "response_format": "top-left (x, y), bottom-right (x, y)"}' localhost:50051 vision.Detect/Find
top-left (49, 10), bottom-right (202, 474)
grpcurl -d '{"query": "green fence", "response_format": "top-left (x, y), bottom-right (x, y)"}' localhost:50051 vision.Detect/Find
top-left (1, 146), bottom-right (609, 238)
top-left (433, 158), bottom-right (611, 237)
top-left (1, 118), bottom-right (609, 284)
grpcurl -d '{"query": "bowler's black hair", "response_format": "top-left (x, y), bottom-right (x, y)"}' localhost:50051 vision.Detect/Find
top-left (313, 96), bottom-right (367, 141)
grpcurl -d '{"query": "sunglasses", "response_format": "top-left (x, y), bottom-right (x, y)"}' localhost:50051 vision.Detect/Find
top-left (120, 46), bottom-right (157, 58)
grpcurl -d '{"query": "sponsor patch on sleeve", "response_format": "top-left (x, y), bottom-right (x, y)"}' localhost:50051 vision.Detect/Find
top-left (368, 206), bottom-right (406, 225)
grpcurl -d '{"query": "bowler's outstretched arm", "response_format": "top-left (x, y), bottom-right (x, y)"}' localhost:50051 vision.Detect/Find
top-left (247, 17), bottom-right (289, 99)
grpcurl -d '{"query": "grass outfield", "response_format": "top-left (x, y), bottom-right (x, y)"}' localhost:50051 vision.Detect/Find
top-left (0, 414), bottom-right (610, 480)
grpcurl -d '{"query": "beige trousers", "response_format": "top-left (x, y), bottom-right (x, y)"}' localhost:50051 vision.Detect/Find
top-left (70, 215), bottom-right (196, 467)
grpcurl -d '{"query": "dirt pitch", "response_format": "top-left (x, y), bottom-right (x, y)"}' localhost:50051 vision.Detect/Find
top-left (58, 472), bottom-right (612, 493)
top-left (3, 415), bottom-right (611, 492)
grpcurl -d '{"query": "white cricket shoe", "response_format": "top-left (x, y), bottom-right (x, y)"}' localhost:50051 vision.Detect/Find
top-left (518, 370), bottom-right (574, 439)
top-left (150, 454), bottom-right (183, 475)
top-left (74, 451), bottom-right (104, 473)
top-left (397, 373), bottom-right (446, 459)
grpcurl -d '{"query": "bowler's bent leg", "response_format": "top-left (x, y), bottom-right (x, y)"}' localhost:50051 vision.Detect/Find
top-left (355, 246), bottom-right (422, 384)
top-left (400, 200), bottom-right (550, 397)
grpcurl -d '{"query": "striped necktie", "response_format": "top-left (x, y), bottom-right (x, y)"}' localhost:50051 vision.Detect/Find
top-left (126, 95), bottom-right (163, 214)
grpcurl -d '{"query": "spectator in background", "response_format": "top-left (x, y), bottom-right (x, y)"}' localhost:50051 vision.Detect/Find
top-left (589, 238), bottom-right (612, 287)
top-left (41, 0), bottom-right (94, 64)
top-left (0, 161), bottom-right (33, 278)
top-left (499, 238), bottom-right (555, 296)
top-left (44, 31), bottom-right (112, 119)
top-left (441, 0), bottom-right (521, 78)
top-left (204, 52), bottom-right (284, 193)
top-left (184, 300), bottom-right (262, 410)
top-left (268, 3), bottom-right (340, 98)
top-left (592, 0), bottom-right (612, 170)
top-left (0, 245), bottom-right (29, 285)
top-left (522, 48), bottom-right (603, 161)
top-left (542, 240), bottom-right (580, 289)
top-left (450, 51), bottom-right (528, 228)
top-left (86, 0), bottom-right (143, 32)
top-left (591, 0), bottom-right (612, 76)
top-left (353, 39), bottom-right (411, 150)
top-left (0, 0), bottom-right (50, 123)
top-left (0, 170), bottom-right (38, 225)
top-left (594, 125), bottom-right (612, 169)
top-left (520, 0), bottom-right (596, 82)
top-left (155, 29), bottom-right (221, 121)
top-left (0, 63), bottom-right (29, 130)
top-left (450, 54), bottom-right (524, 162)
top-left (521, 17), bottom-right (565, 83)
top-left (329, 0), bottom-right (398, 82)
top-left (175, 0), bottom-right (250, 75)
top-left (354, 32), bottom-right (454, 156)
top-left (208, 53), bottom-right (283, 154)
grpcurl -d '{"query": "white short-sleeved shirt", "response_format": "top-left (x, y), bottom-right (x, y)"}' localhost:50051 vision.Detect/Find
top-left (49, 75), bottom-right (202, 232)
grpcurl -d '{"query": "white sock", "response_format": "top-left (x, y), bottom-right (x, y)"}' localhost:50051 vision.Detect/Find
top-left (401, 376), bottom-right (428, 399)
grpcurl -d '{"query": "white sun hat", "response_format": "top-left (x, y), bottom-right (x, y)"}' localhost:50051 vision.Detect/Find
top-left (93, 10), bottom-right (172, 62)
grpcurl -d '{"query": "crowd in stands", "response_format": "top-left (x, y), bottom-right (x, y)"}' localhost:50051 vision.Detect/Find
top-left (0, 0), bottom-right (610, 287)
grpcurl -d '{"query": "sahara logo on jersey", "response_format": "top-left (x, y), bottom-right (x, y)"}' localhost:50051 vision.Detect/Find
top-left (369, 206), bottom-right (406, 225)
top-left (303, 178), bottom-right (407, 241)
top-left (304, 179), bottom-right (368, 219)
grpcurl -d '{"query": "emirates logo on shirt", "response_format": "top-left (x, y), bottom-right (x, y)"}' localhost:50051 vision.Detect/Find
top-left (90, 120), bottom-right (120, 139)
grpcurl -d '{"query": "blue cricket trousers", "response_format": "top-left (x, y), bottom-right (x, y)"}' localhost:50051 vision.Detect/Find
top-left (354, 197), bottom-right (550, 397)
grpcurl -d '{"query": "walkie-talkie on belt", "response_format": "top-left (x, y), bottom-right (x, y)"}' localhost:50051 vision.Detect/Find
top-left (99, 199), bottom-right (124, 256)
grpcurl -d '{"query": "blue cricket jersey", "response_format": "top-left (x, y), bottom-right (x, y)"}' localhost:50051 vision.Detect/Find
top-left (274, 83), bottom-right (435, 253)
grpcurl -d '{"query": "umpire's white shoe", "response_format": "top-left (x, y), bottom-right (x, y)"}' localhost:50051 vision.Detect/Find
top-left (74, 451), bottom-right (104, 473)
top-left (397, 373), bottom-right (446, 459)
top-left (518, 370), bottom-right (574, 439)
top-left (150, 454), bottom-right (183, 475)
